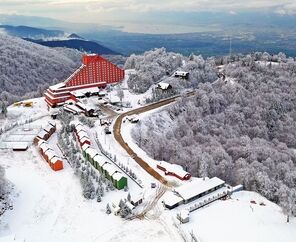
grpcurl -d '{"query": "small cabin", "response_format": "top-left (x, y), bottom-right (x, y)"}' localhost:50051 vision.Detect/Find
top-left (130, 193), bottom-right (143, 207)
top-left (12, 143), bottom-right (28, 151)
top-left (50, 156), bottom-right (64, 171)
top-left (157, 82), bottom-right (172, 91)
top-left (34, 130), bottom-right (50, 144)
top-left (174, 71), bottom-right (189, 79)
top-left (177, 209), bottom-right (190, 224)
top-left (112, 172), bottom-right (128, 190)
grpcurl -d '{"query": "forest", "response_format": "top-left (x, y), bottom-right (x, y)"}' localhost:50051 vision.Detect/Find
top-left (0, 34), bottom-right (82, 105)
top-left (124, 48), bottom-right (217, 94)
top-left (132, 51), bottom-right (296, 217)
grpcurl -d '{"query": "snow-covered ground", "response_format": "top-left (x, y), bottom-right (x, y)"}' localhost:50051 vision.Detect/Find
top-left (180, 191), bottom-right (296, 242)
top-left (0, 147), bottom-right (182, 242)
top-left (1, 92), bottom-right (296, 242)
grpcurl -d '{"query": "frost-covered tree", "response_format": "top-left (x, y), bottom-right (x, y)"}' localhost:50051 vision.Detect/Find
top-left (106, 203), bottom-right (111, 214)
top-left (131, 53), bottom-right (296, 213)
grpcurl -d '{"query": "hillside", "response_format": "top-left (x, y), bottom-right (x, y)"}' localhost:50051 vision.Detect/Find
top-left (25, 38), bottom-right (120, 55)
top-left (0, 34), bottom-right (82, 104)
top-left (131, 52), bottom-right (296, 216)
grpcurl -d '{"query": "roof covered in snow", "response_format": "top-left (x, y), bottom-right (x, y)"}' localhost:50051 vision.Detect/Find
top-left (175, 177), bottom-right (225, 201)
top-left (78, 131), bottom-right (89, 140)
top-left (162, 191), bottom-right (183, 207)
top-left (112, 171), bottom-right (125, 181)
top-left (11, 142), bottom-right (28, 150)
top-left (157, 82), bottom-right (171, 90)
top-left (43, 124), bottom-right (54, 133)
top-left (70, 87), bottom-right (100, 97)
top-left (82, 143), bottom-right (90, 151)
top-left (158, 161), bottom-right (189, 178)
top-left (39, 143), bottom-right (53, 152)
top-left (37, 129), bottom-right (49, 138)
top-left (50, 82), bottom-right (66, 91)
top-left (51, 156), bottom-right (62, 164)
top-left (103, 164), bottom-right (118, 176)
top-left (174, 71), bottom-right (189, 76)
top-left (86, 148), bottom-right (99, 159)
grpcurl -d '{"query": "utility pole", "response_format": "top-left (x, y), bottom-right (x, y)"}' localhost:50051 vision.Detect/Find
top-left (229, 35), bottom-right (232, 57)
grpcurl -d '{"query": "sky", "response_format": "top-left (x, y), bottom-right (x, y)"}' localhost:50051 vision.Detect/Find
top-left (0, 0), bottom-right (296, 33)
top-left (0, 0), bottom-right (296, 21)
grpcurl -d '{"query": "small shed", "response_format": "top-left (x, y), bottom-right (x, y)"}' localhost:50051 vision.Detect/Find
top-left (44, 150), bottom-right (56, 163)
top-left (174, 71), bottom-right (189, 79)
top-left (79, 137), bottom-right (91, 147)
top-left (157, 82), bottom-right (172, 91)
top-left (93, 156), bottom-right (101, 170)
top-left (97, 160), bottom-right (110, 173)
top-left (111, 203), bottom-right (121, 216)
top-left (112, 172), bottom-right (128, 190)
top-left (130, 193), bottom-right (143, 207)
top-left (12, 142), bottom-right (28, 151)
top-left (34, 130), bottom-right (50, 143)
top-left (103, 164), bottom-right (117, 181)
top-left (125, 201), bottom-right (135, 211)
top-left (76, 125), bottom-right (86, 135)
top-left (81, 143), bottom-right (90, 157)
top-left (39, 143), bottom-right (53, 156)
top-left (77, 131), bottom-right (89, 141)
top-left (85, 147), bottom-right (99, 164)
top-left (37, 139), bottom-right (47, 147)
top-left (50, 156), bottom-right (63, 171)
top-left (177, 209), bottom-right (190, 224)
top-left (43, 124), bottom-right (55, 136)
top-left (48, 121), bottom-right (56, 129)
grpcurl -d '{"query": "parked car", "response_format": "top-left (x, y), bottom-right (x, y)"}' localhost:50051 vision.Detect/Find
top-left (151, 183), bottom-right (156, 188)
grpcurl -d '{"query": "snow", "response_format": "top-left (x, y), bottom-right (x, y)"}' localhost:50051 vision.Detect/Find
top-left (1, 94), bottom-right (295, 242)
top-left (157, 160), bottom-right (188, 178)
top-left (180, 191), bottom-right (296, 242)
top-left (157, 82), bottom-right (171, 90)
top-left (70, 87), bottom-right (99, 97)
top-left (175, 177), bottom-right (225, 201)
top-left (103, 163), bottom-right (118, 176)
top-left (112, 171), bottom-right (124, 181)
top-left (0, 147), bottom-right (183, 242)
top-left (162, 191), bottom-right (183, 208)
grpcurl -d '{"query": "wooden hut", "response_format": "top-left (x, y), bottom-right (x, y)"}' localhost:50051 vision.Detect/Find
top-left (81, 143), bottom-right (90, 157)
top-left (43, 124), bottom-right (55, 136)
top-left (85, 147), bottom-right (99, 165)
top-left (79, 137), bottom-right (91, 147)
top-left (97, 160), bottom-right (109, 173)
top-left (93, 156), bottom-right (100, 170)
top-left (77, 130), bottom-right (89, 141)
top-left (12, 143), bottom-right (28, 151)
top-left (50, 156), bottom-right (63, 171)
top-left (130, 193), bottom-right (143, 207)
top-left (39, 142), bottom-right (52, 156)
top-left (44, 150), bottom-right (56, 163)
top-left (103, 163), bottom-right (117, 181)
top-left (112, 172), bottom-right (128, 190)
top-left (75, 125), bottom-right (86, 135)
top-left (34, 130), bottom-right (50, 144)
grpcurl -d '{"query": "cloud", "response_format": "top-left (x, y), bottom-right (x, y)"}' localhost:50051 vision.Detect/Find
top-left (0, 0), bottom-right (296, 23)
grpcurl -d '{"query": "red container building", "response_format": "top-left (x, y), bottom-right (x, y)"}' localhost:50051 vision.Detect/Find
top-left (45, 54), bottom-right (125, 107)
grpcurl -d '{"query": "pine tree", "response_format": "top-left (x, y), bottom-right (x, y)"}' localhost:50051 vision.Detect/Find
top-left (106, 203), bottom-right (111, 214)
top-left (127, 192), bottom-right (131, 202)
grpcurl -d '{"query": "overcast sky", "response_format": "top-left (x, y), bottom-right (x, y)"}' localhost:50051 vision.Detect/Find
top-left (0, 0), bottom-right (296, 22)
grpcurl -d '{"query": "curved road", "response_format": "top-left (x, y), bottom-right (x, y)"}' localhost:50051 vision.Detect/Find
top-left (113, 92), bottom-right (195, 186)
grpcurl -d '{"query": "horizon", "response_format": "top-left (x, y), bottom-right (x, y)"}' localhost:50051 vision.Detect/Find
top-left (0, 1), bottom-right (296, 34)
